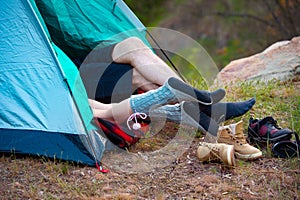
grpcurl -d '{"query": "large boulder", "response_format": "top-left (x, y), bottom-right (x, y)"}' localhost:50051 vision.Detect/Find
top-left (215, 36), bottom-right (300, 85)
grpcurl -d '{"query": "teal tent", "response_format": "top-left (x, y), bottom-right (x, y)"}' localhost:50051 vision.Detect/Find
top-left (0, 0), bottom-right (146, 166)
top-left (34, 0), bottom-right (148, 63)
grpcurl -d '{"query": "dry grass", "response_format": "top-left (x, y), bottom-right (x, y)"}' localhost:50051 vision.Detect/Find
top-left (1, 140), bottom-right (299, 199)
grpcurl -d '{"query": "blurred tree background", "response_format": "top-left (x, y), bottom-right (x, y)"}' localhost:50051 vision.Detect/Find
top-left (124, 0), bottom-right (300, 69)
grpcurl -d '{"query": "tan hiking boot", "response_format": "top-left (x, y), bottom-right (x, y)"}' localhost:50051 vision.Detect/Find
top-left (218, 121), bottom-right (262, 160)
top-left (197, 142), bottom-right (235, 166)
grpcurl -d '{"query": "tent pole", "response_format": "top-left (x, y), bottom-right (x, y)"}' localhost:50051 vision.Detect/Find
top-left (146, 30), bottom-right (187, 83)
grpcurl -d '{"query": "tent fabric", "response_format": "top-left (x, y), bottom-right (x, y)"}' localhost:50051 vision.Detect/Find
top-left (29, 0), bottom-right (94, 130)
top-left (0, 129), bottom-right (94, 165)
top-left (0, 0), bottom-right (148, 166)
top-left (0, 0), bottom-right (79, 133)
top-left (52, 44), bottom-right (94, 130)
top-left (34, 0), bottom-right (148, 62)
top-left (0, 0), bottom-right (104, 166)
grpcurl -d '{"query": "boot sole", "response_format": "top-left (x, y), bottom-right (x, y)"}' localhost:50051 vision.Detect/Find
top-left (227, 145), bottom-right (236, 166)
top-left (234, 151), bottom-right (262, 160)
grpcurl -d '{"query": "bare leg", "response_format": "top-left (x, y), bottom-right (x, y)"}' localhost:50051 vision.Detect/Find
top-left (112, 37), bottom-right (182, 86)
top-left (132, 68), bottom-right (160, 91)
top-left (88, 99), bottom-right (111, 110)
top-left (90, 99), bottom-right (132, 124)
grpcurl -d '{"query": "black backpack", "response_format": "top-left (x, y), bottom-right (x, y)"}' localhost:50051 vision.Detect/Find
top-left (247, 116), bottom-right (299, 158)
top-left (272, 132), bottom-right (300, 158)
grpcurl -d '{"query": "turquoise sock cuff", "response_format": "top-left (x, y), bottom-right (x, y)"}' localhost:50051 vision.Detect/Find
top-left (129, 84), bottom-right (174, 113)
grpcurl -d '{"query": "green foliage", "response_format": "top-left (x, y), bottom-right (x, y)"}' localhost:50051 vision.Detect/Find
top-left (198, 37), bottom-right (247, 68)
top-left (221, 79), bottom-right (300, 135)
top-left (170, 53), bottom-right (208, 89)
top-left (126, 0), bottom-right (300, 69)
top-left (124, 0), bottom-right (170, 26)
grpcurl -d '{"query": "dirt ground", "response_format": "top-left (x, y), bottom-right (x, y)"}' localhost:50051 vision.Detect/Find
top-left (1, 122), bottom-right (299, 200)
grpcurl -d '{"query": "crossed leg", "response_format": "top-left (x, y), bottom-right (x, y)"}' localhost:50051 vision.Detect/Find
top-left (112, 37), bottom-right (182, 89)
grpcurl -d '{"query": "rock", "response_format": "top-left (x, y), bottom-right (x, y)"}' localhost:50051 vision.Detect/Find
top-left (215, 36), bottom-right (300, 85)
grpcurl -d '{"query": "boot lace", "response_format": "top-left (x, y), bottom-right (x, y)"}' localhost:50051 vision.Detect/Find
top-left (234, 132), bottom-right (247, 144)
top-left (200, 142), bottom-right (221, 160)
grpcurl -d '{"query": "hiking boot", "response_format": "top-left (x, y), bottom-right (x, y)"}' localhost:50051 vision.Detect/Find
top-left (248, 116), bottom-right (293, 143)
top-left (218, 121), bottom-right (262, 160)
top-left (197, 142), bottom-right (235, 166)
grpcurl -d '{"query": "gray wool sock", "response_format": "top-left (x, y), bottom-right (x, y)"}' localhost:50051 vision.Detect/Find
top-left (150, 103), bottom-right (182, 122)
